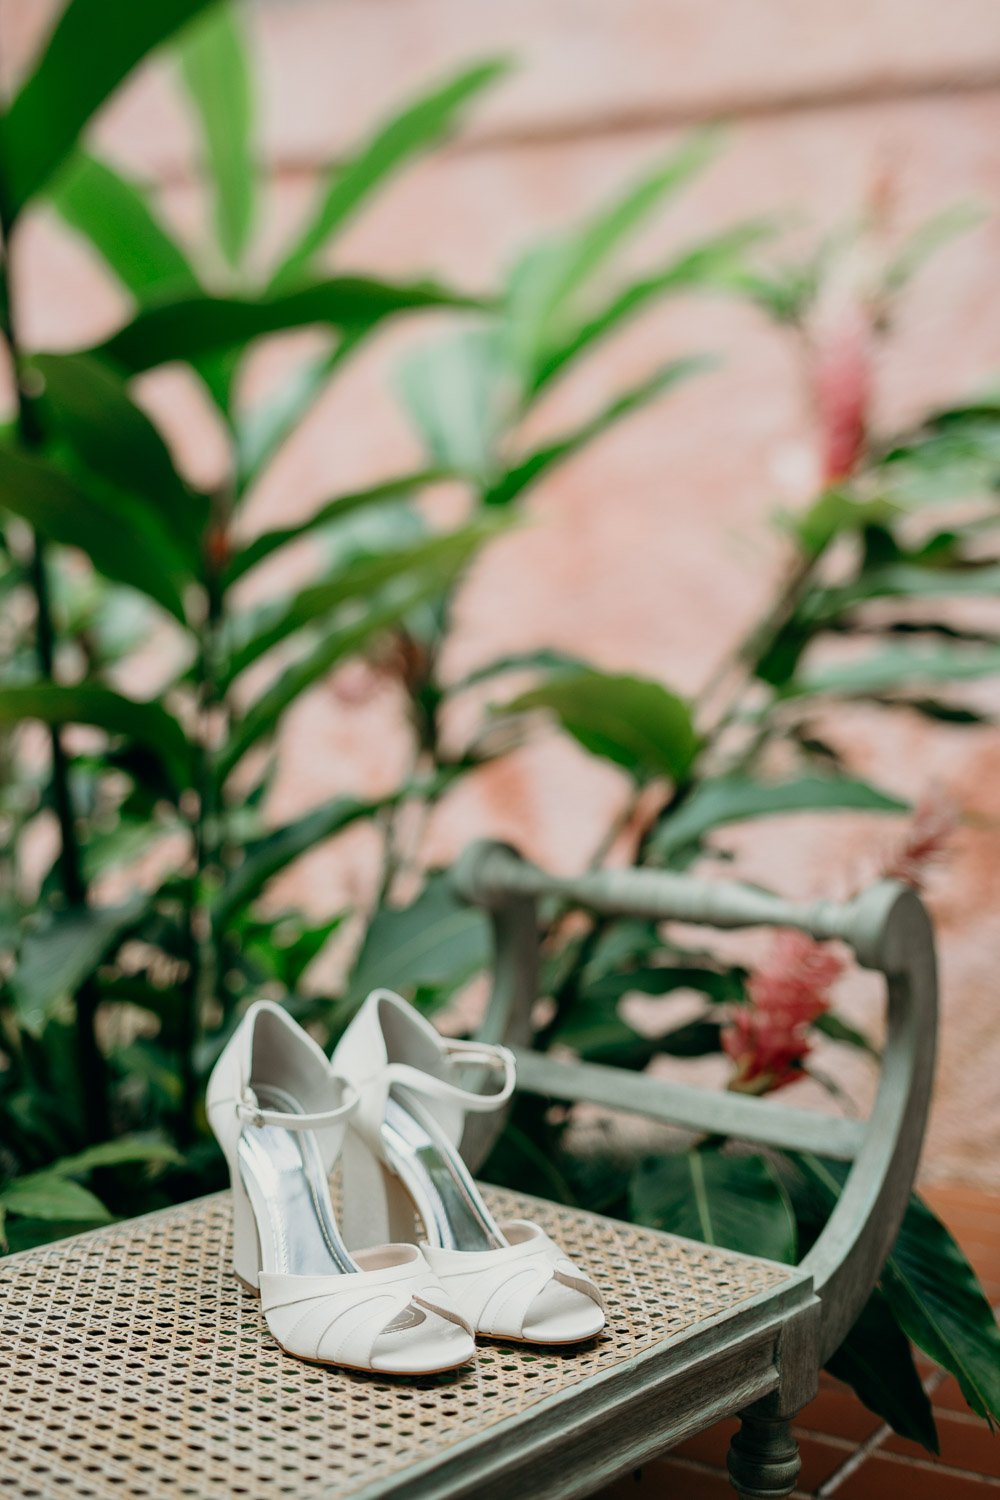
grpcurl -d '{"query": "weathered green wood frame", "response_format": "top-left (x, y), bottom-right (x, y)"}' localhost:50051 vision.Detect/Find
top-left (442, 839), bottom-right (937, 1499)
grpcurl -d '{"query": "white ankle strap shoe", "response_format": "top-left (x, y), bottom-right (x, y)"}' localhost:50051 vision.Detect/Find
top-left (206, 1000), bottom-right (475, 1375)
top-left (333, 989), bottom-right (605, 1344)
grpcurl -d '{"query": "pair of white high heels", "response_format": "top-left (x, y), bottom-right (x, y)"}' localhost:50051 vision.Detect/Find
top-left (207, 989), bottom-right (605, 1375)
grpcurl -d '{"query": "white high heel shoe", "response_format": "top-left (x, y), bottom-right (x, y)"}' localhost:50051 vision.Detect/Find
top-left (333, 989), bottom-right (605, 1345)
top-left (206, 1000), bottom-right (475, 1375)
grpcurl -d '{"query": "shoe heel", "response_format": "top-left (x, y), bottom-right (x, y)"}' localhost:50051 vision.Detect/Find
top-left (339, 1130), bottom-right (420, 1250)
top-left (230, 1166), bottom-right (263, 1291)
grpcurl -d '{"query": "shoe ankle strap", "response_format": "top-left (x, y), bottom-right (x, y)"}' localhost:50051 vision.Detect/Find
top-left (236, 1082), bottom-right (358, 1131)
top-left (384, 1041), bottom-right (516, 1114)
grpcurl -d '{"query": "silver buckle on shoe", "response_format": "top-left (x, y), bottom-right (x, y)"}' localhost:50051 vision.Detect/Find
top-left (237, 1092), bottom-right (265, 1128)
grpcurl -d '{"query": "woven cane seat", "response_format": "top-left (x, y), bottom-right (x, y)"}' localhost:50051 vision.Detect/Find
top-left (0, 1188), bottom-right (800, 1500)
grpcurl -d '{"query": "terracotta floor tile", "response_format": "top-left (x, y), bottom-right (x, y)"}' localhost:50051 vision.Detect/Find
top-left (672, 1419), bottom-right (738, 1468)
top-left (924, 1187), bottom-right (1000, 1221)
top-left (672, 1423), bottom-right (849, 1492)
top-left (600, 1458), bottom-right (734, 1499)
top-left (882, 1412), bottom-right (1000, 1478)
top-left (933, 1375), bottom-right (969, 1412)
top-left (796, 1380), bottom-right (884, 1444)
top-left (595, 1468), bottom-right (651, 1500)
top-left (932, 1376), bottom-right (1000, 1416)
top-left (837, 1453), bottom-right (1000, 1499)
top-left (949, 1246), bottom-right (1000, 1285)
top-left (795, 1434), bottom-right (855, 1491)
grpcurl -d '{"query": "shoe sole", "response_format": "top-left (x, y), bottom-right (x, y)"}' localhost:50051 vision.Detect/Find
top-left (476, 1326), bottom-right (605, 1347)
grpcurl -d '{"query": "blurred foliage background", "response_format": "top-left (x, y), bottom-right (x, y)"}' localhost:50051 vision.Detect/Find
top-left (1, 0), bottom-right (999, 1452)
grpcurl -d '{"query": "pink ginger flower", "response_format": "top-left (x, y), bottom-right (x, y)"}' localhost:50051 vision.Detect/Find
top-left (722, 1007), bottom-right (814, 1094)
top-left (810, 293), bottom-right (873, 486)
top-left (722, 929), bottom-right (845, 1094)
top-left (882, 789), bottom-right (959, 890)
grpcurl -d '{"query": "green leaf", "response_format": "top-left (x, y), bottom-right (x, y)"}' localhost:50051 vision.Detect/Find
top-left (48, 151), bottom-right (201, 302)
top-left (877, 407), bottom-right (1000, 506)
top-left (44, 1136), bottom-right (183, 1175)
top-left (823, 562), bottom-right (1000, 612)
top-left (270, 60), bottom-right (509, 290)
top-left (397, 328), bottom-right (514, 481)
top-left (345, 872), bottom-right (490, 1009)
top-left (503, 669), bottom-right (698, 783)
top-left (793, 642), bottom-right (1000, 698)
top-left (508, 129), bottom-right (721, 380)
top-left (827, 1287), bottom-right (939, 1451)
top-left (0, 445), bottom-right (190, 619)
top-left (655, 1017), bottom-right (723, 1056)
top-left (584, 964), bottom-right (743, 1006)
top-left (177, 3), bottom-right (254, 267)
top-left (213, 796), bottom-right (378, 930)
top-left (234, 339), bottom-right (342, 487)
top-left (552, 1002), bottom-right (720, 1070)
top-left (796, 1155), bottom-right (1000, 1426)
top-left (218, 576), bottom-right (452, 781)
top-left (788, 490), bottom-right (894, 560)
top-left (0, 684), bottom-right (191, 791)
top-left (111, 1040), bottom-right (184, 1105)
top-left (531, 221), bottom-right (771, 394)
top-left (578, 919), bottom-right (663, 979)
top-left (545, 129), bottom-right (720, 309)
top-left (32, 353), bottom-right (206, 562)
top-left (447, 649), bottom-right (592, 694)
top-left (483, 357), bottom-right (710, 506)
top-left (92, 277), bottom-right (481, 374)
top-left (226, 468), bottom-right (447, 584)
top-left (8, 896), bottom-right (149, 1034)
top-left (814, 1011), bottom-right (880, 1056)
top-left (0, 1174), bottom-right (111, 1223)
top-left (884, 697), bottom-right (991, 726)
top-left (884, 1197), bottom-right (1000, 1426)
top-left (650, 775), bottom-right (908, 863)
top-left (223, 522), bottom-right (500, 685)
top-left (0, 0), bottom-right (218, 221)
top-left (45, 153), bottom-right (232, 415)
top-left (630, 1148), bottom-right (798, 1263)
top-left (235, 912), bottom-right (347, 993)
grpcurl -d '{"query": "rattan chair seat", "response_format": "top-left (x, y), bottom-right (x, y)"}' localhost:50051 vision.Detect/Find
top-left (0, 1185), bottom-right (799, 1500)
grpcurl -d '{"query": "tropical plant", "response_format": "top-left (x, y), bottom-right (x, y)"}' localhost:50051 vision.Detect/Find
top-left (0, 0), bottom-right (998, 1456)
top-left (0, 3), bottom-right (745, 1236)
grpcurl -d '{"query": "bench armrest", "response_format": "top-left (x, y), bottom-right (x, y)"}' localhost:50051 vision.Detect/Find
top-left (452, 839), bottom-right (937, 1364)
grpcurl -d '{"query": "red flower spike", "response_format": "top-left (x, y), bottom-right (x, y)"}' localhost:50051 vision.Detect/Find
top-left (811, 296), bottom-right (872, 485)
top-left (722, 1007), bottom-right (813, 1093)
top-left (723, 929), bottom-right (845, 1094)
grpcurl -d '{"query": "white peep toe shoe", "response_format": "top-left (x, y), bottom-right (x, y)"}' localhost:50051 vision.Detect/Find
top-left (333, 989), bottom-right (605, 1345)
top-left (206, 1000), bottom-right (475, 1375)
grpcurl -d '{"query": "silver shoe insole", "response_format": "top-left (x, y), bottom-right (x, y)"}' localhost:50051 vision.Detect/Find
top-left (382, 1090), bottom-right (505, 1252)
top-left (237, 1086), bottom-right (423, 1332)
top-left (237, 1084), bottom-right (357, 1277)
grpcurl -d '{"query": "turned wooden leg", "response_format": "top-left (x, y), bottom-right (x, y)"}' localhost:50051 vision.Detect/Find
top-left (726, 1413), bottom-right (802, 1498)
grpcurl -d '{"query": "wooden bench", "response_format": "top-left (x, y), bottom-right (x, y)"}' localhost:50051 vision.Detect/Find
top-left (0, 840), bottom-right (937, 1500)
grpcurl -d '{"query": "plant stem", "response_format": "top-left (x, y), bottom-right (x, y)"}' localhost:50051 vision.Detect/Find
top-left (180, 513), bottom-right (228, 1141)
top-left (0, 257), bottom-right (109, 1141)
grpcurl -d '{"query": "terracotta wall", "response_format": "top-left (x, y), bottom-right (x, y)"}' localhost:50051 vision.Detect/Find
top-left (6, 0), bottom-right (1000, 1185)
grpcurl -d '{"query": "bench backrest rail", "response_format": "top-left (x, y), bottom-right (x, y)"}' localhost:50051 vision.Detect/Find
top-left (451, 840), bottom-right (937, 1365)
